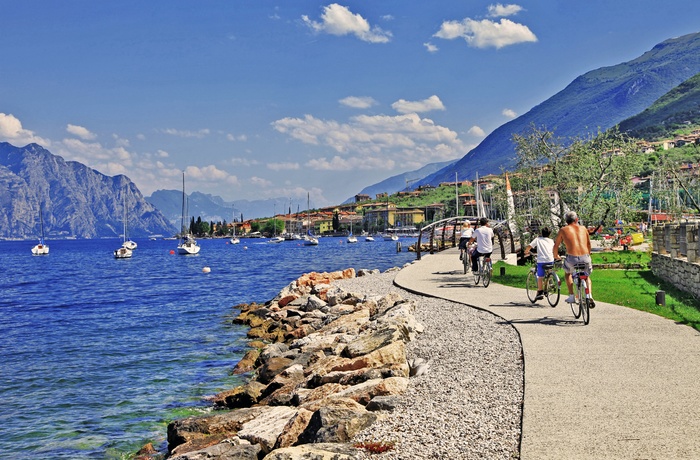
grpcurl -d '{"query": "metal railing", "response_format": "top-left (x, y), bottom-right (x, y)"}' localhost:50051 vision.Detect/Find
top-left (414, 217), bottom-right (512, 260)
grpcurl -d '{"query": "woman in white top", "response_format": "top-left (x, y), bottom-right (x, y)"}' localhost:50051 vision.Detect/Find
top-left (458, 221), bottom-right (473, 261)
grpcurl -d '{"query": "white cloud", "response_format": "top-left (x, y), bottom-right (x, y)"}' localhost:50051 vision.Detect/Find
top-left (502, 108), bottom-right (517, 118)
top-left (307, 155), bottom-right (395, 171)
top-left (136, 134), bottom-right (146, 140)
top-left (488, 3), bottom-right (524, 18)
top-left (392, 95), bottom-right (445, 114)
top-left (339, 96), bottom-right (378, 109)
top-left (227, 133), bottom-right (248, 141)
top-left (184, 164), bottom-right (232, 181)
top-left (434, 17), bottom-right (537, 49)
top-left (424, 42), bottom-right (439, 53)
top-left (268, 162), bottom-right (300, 171)
top-left (156, 149), bottom-right (169, 158)
top-left (0, 113), bottom-right (50, 146)
top-left (230, 157), bottom-right (260, 167)
top-left (272, 111), bottom-right (466, 169)
top-left (468, 125), bottom-right (486, 137)
top-left (250, 176), bottom-right (273, 188)
top-left (162, 128), bottom-right (211, 138)
top-left (66, 124), bottom-right (97, 140)
top-left (302, 3), bottom-right (392, 43)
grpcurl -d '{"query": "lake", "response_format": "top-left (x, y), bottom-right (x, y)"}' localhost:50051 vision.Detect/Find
top-left (0, 236), bottom-right (416, 459)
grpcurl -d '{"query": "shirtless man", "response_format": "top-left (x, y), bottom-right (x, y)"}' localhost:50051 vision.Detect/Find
top-left (553, 211), bottom-right (595, 307)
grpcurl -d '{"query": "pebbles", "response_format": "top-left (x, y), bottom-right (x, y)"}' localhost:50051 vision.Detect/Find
top-left (335, 271), bottom-right (523, 459)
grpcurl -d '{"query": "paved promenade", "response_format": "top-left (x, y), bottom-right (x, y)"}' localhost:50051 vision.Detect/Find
top-left (394, 249), bottom-right (700, 459)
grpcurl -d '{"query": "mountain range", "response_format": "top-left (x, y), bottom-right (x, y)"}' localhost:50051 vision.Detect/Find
top-left (0, 142), bottom-right (176, 239)
top-left (416, 31), bottom-right (700, 187)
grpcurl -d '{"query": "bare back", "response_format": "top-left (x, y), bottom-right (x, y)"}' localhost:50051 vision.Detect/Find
top-left (554, 223), bottom-right (591, 257)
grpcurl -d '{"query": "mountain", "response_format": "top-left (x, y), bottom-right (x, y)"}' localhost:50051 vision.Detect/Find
top-left (342, 159), bottom-right (457, 204)
top-left (419, 31), bottom-right (700, 186)
top-left (0, 142), bottom-right (176, 239)
top-left (146, 190), bottom-right (294, 225)
top-left (618, 72), bottom-right (700, 139)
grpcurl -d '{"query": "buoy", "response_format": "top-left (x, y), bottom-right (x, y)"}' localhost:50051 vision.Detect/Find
top-left (202, 266), bottom-right (211, 273)
top-left (244, 246), bottom-right (248, 250)
top-left (169, 250), bottom-right (175, 255)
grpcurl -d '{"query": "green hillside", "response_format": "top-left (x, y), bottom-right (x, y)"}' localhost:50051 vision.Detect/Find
top-left (619, 72), bottom-right (700, 140)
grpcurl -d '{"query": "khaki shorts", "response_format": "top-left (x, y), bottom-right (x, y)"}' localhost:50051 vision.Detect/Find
top-left (564, 254), bottom-right (592, 274)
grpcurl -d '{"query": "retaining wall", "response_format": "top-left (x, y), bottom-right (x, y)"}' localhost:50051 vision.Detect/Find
top-left (651, 222), bottom-right (700, 298)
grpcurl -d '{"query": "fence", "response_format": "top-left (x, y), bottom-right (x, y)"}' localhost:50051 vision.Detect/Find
top-left (651, 222), bottom-right (700, 298)
top-left (414, 217), bottom-right (513, 261)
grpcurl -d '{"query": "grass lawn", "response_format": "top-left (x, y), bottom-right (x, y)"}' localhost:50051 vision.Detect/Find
top-left (493, 251), bottom-right (700, 331)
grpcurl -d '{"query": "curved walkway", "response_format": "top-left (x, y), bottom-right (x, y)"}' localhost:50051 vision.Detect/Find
top-left (394, 249), bottom-right (700, 459)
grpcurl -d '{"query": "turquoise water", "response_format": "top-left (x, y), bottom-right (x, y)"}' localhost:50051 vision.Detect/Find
top-left (0, 237), bottom-right (415, 459)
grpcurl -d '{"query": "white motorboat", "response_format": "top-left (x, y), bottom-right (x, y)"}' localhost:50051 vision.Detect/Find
top-left (31, 208), bottom-right (49, 255)
top-left (176, 172), bottom-right (200, 255)
top-left (347, 234), bottom-right (358, 243)
top-left (365, 236), bottom-right (375, 242)
top-left (114, 246), bottom-right (132, 259)
top-left (230, 236), bottom-right (240, 244)
top-left (268, 236), bottom-right (284, 244)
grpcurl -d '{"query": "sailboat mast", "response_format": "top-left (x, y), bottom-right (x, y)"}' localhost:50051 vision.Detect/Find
top-left (181, 172), bottom-right (186, 237)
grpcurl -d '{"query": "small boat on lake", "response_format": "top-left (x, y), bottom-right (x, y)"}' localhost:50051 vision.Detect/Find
top-left (176, 172), bottom-right (200, 255)
top-left (31, 208), bottom-right (49, 255)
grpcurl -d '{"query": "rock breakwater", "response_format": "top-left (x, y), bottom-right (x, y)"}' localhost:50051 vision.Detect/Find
top-left (164, 267), bottom-right (425, 460)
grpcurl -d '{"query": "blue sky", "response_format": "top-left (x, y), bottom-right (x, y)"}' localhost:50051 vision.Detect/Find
top-left (1, 1), bottom-right (699, 209)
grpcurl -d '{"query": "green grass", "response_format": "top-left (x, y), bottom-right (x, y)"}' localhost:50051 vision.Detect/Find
top-left (494, 258), bottom-right (700, 331)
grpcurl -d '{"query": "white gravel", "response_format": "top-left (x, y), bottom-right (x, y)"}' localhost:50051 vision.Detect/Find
top-left (335, 270), bottom-right (523, 460)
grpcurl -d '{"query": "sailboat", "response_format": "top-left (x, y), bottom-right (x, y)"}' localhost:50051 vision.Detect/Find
top-left (268, 204), bottom-right (284, 243)
top-left (230, 205), bottom-right (240, 244)
top-left (177, 172), bottom-right (200, 255)
top-left (304, 192), bottom-right (319, 246)
top-left (31, 207), bottom-right (49, 255)
top-left (114, 191), bottom-right (133, 259)
top-left (346, 216), bottom-right (358, 243)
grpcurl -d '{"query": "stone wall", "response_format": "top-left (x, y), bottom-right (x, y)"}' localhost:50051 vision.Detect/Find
top-left (651, 222), bottom-right (700, 298)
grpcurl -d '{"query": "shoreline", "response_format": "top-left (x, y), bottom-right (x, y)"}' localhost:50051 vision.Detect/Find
top-left (142, 266), bottom-right (522, 459)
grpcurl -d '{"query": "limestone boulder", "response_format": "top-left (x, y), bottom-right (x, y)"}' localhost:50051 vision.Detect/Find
top-left (167, 407), bottom-right (265, 455)
top-left (232, 348), bottom-right (261, 375)
top-left (258, 357), bottom-right (294, 384)
top-left (297, 405), bottom-right (377, 444)
top-left (342, 327), bottom-right (406, 358)
top-left (213, 381), bottom-right (267, 409)
top-left (169, 439), bottom-right (261, 460)
top-left (273, 408), bottom-right (314, 449)
top-left (237, 406), bottom-right (299, 453)
top-left (332, 377), bottom-right (409, 406)
top-left (262, 443), bottom-right (363, 460)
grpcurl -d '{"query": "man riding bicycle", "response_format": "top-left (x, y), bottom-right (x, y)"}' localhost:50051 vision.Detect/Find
top-left (469, 217), bottom-right (493, 273)
top-left (553, 211), bottom-right (595, 307)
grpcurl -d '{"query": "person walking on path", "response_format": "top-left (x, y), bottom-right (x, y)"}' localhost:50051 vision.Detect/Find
top-left (524, 226), bottom-right (555, 301)
top-left (554, 210), bottom-right (595, 307)
top-left (469, 217), bottom-right (494, 273)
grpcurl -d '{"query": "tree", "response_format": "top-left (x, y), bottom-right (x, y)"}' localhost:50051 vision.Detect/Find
top-left (511, 125), bottom-right (643, 232)
top-left (332, 211), bottom-right (340, 232)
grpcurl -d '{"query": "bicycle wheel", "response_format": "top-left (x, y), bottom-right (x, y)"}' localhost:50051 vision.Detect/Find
top-left (545, 274), bottom-right (560, 307)
top-left (482, 262), bottom-right (491, 287)
top-left (473, 260), bottom-right (481, 285)
top-left (580, 280), bottom-right (590, 325)
top-left (570, 280), bottom-right (581, 319)
top-left (463, 251), bottom-right (469, 274)
top-left (526, 270), bottom-right (538, 303)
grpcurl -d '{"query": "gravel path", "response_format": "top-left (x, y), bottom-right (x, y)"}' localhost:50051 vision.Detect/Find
top-left (335, 270), bottom-right (523, 460)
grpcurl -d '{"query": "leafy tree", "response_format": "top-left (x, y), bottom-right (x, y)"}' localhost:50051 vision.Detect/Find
top-left (511, 125), bottom-right (643, 231)
top-left (332, 211), bottom-right (340, 231)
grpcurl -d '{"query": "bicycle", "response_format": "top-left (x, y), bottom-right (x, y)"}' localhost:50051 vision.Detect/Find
top-left (462, 244), bottom-right (474, 274)
top-left (473, 254), bottom-right (492, 287)
top-left (566, 261), bottom-right (591, 325)
top-left (526, 260), bottom-right (561, 307)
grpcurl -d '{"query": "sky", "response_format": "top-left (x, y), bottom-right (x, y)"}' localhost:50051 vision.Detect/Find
top-left (1, 1), bottom-right (699, 209)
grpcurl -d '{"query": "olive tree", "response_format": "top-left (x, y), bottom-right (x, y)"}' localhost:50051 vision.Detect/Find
top-left (510, 125), bottom-right (643, 231)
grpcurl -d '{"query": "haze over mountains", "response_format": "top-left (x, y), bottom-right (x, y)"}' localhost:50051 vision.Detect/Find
top-left (2, 31), bottom-right (700, 239)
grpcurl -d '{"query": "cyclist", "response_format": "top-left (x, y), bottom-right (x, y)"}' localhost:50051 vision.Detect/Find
top-left (524, 226), bottom-right (555, 301)
top-left (458, 221), bottom-right (473, 262)
top-left (469, 217), bottom-right (493, 273)
top-left (553, 211), bottom-right (595, 307)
